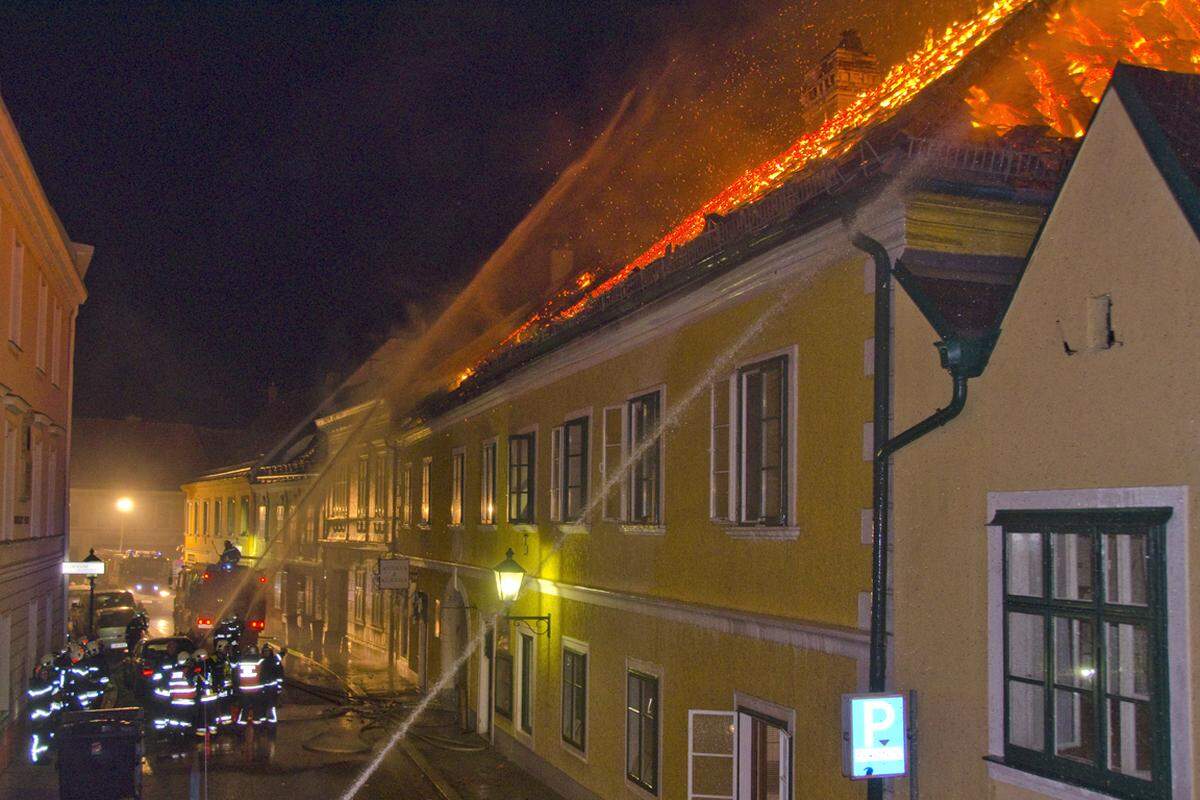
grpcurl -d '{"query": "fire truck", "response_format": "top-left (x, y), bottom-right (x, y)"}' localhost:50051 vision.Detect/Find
top-left (173, 561), bottom-right (268, 645)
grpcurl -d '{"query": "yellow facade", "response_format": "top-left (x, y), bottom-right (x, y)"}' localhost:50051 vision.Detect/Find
top-left (181, 471), bottom-right (259, 566)
top-left (355, 188), bottom-right (1047, 799)
top-left (891, 73), bottom-right (1200, 799)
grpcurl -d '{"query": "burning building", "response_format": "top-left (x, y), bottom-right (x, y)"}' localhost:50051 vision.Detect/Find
top-left (261, 1), bottom-right (1200, 797)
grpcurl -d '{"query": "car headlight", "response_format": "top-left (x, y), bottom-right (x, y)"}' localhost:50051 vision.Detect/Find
top-left (135, 584), bottom-right (143, 592)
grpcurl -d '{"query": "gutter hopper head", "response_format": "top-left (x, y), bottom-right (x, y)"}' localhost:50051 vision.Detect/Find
top-left (894, 249), bottom-right (1024, 379)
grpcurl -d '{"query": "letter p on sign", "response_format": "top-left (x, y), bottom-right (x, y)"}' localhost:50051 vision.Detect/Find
top-left (841, 693), bottom-right (909, 780)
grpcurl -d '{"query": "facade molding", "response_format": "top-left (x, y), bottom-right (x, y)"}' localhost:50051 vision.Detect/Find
top-left (405, 555), bottom-right (868, 661)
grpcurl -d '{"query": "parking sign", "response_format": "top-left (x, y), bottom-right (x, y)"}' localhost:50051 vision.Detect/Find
top-left (842, 692), bottom-right (909, 779)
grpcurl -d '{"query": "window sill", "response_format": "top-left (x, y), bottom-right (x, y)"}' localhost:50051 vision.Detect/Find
top-left (478, 524), bottom-right (496, 532)
top-left (620, 524), bottom-right (665, 537)
top-left (985, 758), bottom-right (1125, 800)
top-left (511, 523), bottom-right (537, 533)
top-left (721, 523), bottom-right (800, 541)
top-left (416, 524), bottom-right (432, 531)
top-left (556, 523), bottom-right (590, 536)
top-left (448, 524), bottom-right (464, 531)
top-left (560, 737), bottom-right (588, 763)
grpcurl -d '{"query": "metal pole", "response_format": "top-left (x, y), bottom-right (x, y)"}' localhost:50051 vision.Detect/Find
top-left (88, 574), bottom-right (96, 637)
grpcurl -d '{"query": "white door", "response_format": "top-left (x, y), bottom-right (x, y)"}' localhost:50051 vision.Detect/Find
top-left (688, 709), bottom-right (736, 800)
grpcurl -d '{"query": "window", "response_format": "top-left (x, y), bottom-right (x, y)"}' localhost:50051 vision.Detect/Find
top-left (712, 355), bottom-right (790, 526)
top-left (35, 275), bottom-right (47, 371)
top-left (480, 441), bottom-right (497, 524)
top-left (562, 646), bottom-right (587, 751)
top-left (550, 427), bottom-right (562, 522)
top-left (518, 631), bottom-right (535, 735)
top-left (739, 710), bottom-right (791, 800)
top-left (357, 455), bottom-right (369, 518)
top-left (46, 446), bottom-right (56, 536)
top-left (401, 463), bottom-right (412, 526)
top-left (996, 508), bottom-right (1170, 797)
top-left (508, 432), bottom-right (535, 524)
top-left (370, 586), bottom-right (385, 628)
top-left (214, 498), bottom-right (222, 537)
top-left (627, 392), bottom-right (662, 525)
top-left (563, 417), bottom-right (589, 522)
top-left (239, 496), bottom-right (249, 535)
top-left (226, 498), bottom-right (235, 536)
top-left (419, 458), bottom-right (432, 525)
top-left (627, 670), bottom-right (660, 793)
top-left (450, 449), bottom-right (465, 525)
top-left (191, 502), bottom-right (198, 539)
top-left (373, 450), bottom-right (390, 518)
top-left (9, 238), bottom-right (23, 347)
top-left (495, 651), bottom-right (514, 719)
top-left (353, 570), bottom-right (367, 624)
top-left (1, 417), bottom-right (13, 541)
top-left (50, 301), bottom-right (61, 386)
top-left (602, 406), bottom-right (624, 520)
top-left (202, 501), bottom-right (209, 536)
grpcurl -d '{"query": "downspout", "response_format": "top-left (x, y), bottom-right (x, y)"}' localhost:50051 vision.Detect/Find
top-left (853, 232), bottom-right (972, 800)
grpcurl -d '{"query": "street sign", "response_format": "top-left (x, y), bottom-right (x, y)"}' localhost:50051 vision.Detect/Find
top-left (842, 692), bottom-right (909, 780)
top-left (62, 561), bottom-right (105, 576)
top-left (377, 557), bottom-right (409, 590)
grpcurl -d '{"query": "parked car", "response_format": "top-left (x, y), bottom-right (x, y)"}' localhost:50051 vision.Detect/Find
top-left (95, 607), bottom-right (139, 652)
top-left (94, 591), bottom-right (138, 611)
top-left (127, 636), bottom-right (194, 699)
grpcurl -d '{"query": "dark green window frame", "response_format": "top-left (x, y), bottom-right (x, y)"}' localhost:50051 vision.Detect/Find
top-left (562, 417), bottom-right (589, 522)
top-left (508, 433), bottom-right (535, 524)
top-left (626, 669), bottom-right (659, 794)
top-left (519, 632), bottom-right (534, 735)
top-left (995, 507), bottom-right (1172, 799)
top-left (627, 392), bottom-right (662, 525)
top-left (562, 647), bottom-right (587, 751)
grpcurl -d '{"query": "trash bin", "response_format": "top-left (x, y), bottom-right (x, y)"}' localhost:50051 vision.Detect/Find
top-left (57, 707), bottom-right (144, 800)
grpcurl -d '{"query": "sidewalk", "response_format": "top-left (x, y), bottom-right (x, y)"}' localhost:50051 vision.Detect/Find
top-left (288, 652), bottom-right (567, 800)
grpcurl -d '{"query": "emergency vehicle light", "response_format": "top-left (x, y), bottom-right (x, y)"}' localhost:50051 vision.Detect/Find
top-left (248, 619), bottom-right (265, 631)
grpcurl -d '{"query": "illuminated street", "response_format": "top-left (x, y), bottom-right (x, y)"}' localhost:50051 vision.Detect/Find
top-left (1, 2), bottom-right (1199, 799)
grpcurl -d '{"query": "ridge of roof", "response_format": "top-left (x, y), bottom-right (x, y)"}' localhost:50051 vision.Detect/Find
top-left (1109, 62), bottom-right (1200, 242)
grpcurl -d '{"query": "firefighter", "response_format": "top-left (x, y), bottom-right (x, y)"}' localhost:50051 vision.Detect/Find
top-left (192, 649), bottom-right (219, 736)
top-left (214, 614), bottom-right (243, 651)
top-left (233, 643), bottom-right (263, 727)
top-left (209, 639), bottom-right (235, 729)
top-left (26, 656), bottom-right (59, 764)
top-left (62, 640), bottom-right (101, 711)
top-left (152, 651), bottom-right (197, 736)
top-left (258, 643), bottom-right (284, 728)
top-left (219, 539), bottom-right (241, 565)
top-left (124, 610), bottom-right (149, 652)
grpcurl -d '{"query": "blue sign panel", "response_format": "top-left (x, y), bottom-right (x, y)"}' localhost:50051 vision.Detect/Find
top-left (842, 693), bottom-right (908, 780)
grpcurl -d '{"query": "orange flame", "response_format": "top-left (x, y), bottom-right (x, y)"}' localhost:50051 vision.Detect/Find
top-left (453, 0), bottom-right (1200, 391)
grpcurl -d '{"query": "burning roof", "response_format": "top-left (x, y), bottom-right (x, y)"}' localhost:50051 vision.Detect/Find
top-left (446, 0), bottom-right (1200, 398)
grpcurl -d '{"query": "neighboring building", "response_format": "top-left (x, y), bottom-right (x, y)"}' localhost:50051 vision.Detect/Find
top-left (0, 95), bottom-right (90, 770)
top-left (890, 64), bottom-right (1200, 800)
top-left (69, 416), bottom-right (240, 559)
top-left (800, 29), bottom-right (881, 127)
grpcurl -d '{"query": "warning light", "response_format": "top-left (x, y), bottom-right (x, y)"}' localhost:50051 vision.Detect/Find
top-left (258, 575), bottom-right (267, 584)
top-left (201, 572), bottom-right (211, 582)
top-left (248, 619), bottom-right (265, 632)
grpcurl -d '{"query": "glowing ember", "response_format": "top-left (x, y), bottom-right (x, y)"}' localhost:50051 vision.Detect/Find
top-left (452, 0), bottom-right (1200, 392)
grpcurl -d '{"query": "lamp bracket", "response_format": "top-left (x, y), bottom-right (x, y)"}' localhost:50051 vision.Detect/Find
top-left (505, 614), bottom-right (551, 638)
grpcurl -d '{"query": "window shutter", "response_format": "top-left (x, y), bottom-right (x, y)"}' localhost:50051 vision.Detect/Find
top-left (710, 378), bottom-right (732, 521)
top-left (550, 427), bottom-right (563, 522)
top-left (602, 406), bottom-right (624, 521)
top-left (688, 709), bottom-right (736, 800)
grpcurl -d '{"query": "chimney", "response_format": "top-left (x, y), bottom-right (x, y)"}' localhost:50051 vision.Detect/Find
top-left (550, 247), bottom-right (574, 289)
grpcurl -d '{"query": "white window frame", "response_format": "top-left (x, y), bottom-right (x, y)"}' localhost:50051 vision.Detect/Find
top-left (29, 429), bottom-right (41, 538)
top-left (450, 447), bottom-right (465, 526)
top-left (401, 462), bottom-right (413, 527)
top-left (734, 692), bottom-right (795, 800)
top-left (601, 404), bottom-right (626, 522)
top-left (985, 486), bottom-right (1193, 800)
top-left (561, 636), bottom-right (589, 760)
top-left (480, 438), bottom-right (498, 526)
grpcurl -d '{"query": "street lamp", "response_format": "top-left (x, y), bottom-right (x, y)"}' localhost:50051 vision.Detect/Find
top-left (83, 548), bottom-right (103, 637)
top-left (115, 496), bottom-right (134, 553)
top-left (493, 548), bottom-right (550, 636)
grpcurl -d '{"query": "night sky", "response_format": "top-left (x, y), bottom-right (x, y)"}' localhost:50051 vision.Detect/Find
top-left (0, 1), bottom-right (973, 426)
